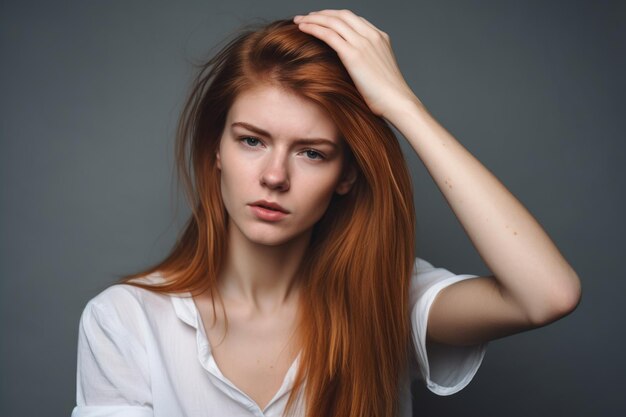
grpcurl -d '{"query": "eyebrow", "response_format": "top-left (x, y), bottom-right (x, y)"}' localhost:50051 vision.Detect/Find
top-left (231, 122), bottom-right (339, 150)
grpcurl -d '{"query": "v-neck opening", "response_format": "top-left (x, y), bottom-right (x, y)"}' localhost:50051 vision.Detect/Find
top-left (176, 294), bottom-right (302, 413)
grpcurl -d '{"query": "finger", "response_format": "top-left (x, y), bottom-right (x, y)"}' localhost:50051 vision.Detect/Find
top-left (309, 9), bottom-right (387, 42)
top-left (359, 16), bottom-right (380, 33)
top-left (295, 21), bottom-right (351, 58)
top-left (295, 13), bottom-right (362, 45)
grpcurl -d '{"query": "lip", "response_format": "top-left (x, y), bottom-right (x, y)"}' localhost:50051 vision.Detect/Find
top-left (248, 204), bottom-right (289, 222)
top-left (249, 200), bottom-right (290, 214)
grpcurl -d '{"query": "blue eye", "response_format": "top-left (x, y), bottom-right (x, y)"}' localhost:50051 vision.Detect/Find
top-left (304, 150), bottom-right (324, 160)
top-left (241, 137), bottom-right (261, 146)
top-left (239, 136), bottom-right (324, 160)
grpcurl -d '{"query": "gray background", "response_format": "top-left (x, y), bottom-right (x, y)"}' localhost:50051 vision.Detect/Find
top-left (1, 0), bottom-right (624, 416)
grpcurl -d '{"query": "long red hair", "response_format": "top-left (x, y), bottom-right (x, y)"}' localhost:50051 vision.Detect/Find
top-left (119, 18), bottom-right (416, 417)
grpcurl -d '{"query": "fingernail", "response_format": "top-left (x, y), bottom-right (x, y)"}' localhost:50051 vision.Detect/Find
top-left (293, 15), bottom-right (302, 21)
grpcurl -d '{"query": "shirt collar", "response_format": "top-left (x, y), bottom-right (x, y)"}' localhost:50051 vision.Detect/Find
top-left (170, 294), bottom-right (198, 329)
top-left (137, 272), bottom-right (199, 329)
top-left (153, 272), bottom-right (305, 410)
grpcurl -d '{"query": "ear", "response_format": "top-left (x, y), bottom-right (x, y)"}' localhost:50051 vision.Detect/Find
top-left (335, 162), bottom-right (357, 195)
top-left (216, 149), bottom-right (221, 171)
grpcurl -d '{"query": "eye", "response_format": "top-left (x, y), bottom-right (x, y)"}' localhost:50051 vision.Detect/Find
top-left (302, 149), bottom-right (325, 160)
top-left (240, 136), bottom-right (262, 147)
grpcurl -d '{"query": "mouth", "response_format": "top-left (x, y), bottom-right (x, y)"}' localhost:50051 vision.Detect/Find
top-left (248, 202), bottom-right (289, 222)
top-left (249, 200), bottom-right (289, 214)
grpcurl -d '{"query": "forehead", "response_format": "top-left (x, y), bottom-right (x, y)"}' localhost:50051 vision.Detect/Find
top-left (227, 84), bottom-right (340, 141)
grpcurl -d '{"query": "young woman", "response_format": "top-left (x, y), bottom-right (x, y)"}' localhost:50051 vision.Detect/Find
top-left (71, 9), bottom-right (581, 417)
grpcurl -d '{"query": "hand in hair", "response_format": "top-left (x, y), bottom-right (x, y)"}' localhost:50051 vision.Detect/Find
top-left (298, 9), bottom-right (581, 347)
top-left (293, 9), bottom-right (419, 120)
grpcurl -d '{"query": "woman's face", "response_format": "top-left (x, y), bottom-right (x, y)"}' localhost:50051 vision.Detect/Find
top-left (216, 84), bottom-right (355, 247)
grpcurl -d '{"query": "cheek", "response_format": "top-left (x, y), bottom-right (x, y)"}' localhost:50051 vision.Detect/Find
top-left (219, 172), bottom-right (232, 213)
top-left (221, 164), bottom-right (249, 201)
top-left (298, 166), bottom-right (343, 209)
top-left (218, 156), bottom-right (249, 208)
top-left (220, 144), bottom-right (250, 183)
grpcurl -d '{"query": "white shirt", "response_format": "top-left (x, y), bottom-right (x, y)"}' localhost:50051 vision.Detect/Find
top-left (71, 257), bottom-right (487, 417)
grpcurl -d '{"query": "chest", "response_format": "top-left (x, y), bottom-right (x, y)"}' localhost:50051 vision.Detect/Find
top-left (193, 296), bottom-right (301, 410)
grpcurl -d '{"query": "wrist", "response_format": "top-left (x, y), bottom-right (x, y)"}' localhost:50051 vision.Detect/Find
top-left (381, 94), bottom-right (427, 127)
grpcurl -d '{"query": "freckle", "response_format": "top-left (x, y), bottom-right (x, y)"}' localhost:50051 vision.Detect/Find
top-left (514, 231), bottom-right (518, 235)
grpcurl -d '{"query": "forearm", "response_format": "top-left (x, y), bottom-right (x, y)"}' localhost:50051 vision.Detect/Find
top-left (387, 98), bottom-right (581, 323)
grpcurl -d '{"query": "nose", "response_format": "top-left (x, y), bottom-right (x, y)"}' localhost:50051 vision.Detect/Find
top-left (260, 151), bottom-right (290, 191)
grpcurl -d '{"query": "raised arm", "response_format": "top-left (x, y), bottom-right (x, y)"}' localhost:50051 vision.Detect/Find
top-left (294, 9), bottom-right (581, 346)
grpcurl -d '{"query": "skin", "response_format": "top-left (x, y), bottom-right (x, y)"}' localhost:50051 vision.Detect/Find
top-left (293, 9), bottom-right (582, 346)
top-left (193, 83), bottom-right (356, 409)
top-left (196, 8), bottom-right (582, 409)
top-left (215, 83), bottom-right (355, 307)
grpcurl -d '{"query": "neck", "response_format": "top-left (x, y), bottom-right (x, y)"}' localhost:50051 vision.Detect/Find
top-left (218, 222), bottom-right (311, 314)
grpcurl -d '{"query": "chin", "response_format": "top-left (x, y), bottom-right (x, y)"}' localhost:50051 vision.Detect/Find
top-left (246, 232), bottom-right (295, 247)
top-left (243, 224), bottom-right (311, 248)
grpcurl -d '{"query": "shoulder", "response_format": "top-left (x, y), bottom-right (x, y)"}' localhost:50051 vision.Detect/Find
top-left (410, 257), bottom-right (479, 306)
top-left (88, 272), bottom-right (165, 310)
top-left (411, 257), bottom-right (458, 288)
top-left (412, 257), bottom-right (454, 276)
top-left (79, 272), bottom-right (170, 339)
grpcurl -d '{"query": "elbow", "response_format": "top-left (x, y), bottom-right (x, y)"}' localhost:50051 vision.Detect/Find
top-left (551, 275), bottom-right (582, 320)
top-left (529, 271), bottom-right (582, 327)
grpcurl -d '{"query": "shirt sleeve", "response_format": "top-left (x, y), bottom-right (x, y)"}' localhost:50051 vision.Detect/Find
top-left (71, 287), bottom-right (153, 417)
top-left (409, 257), bottom-right (488, 396)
